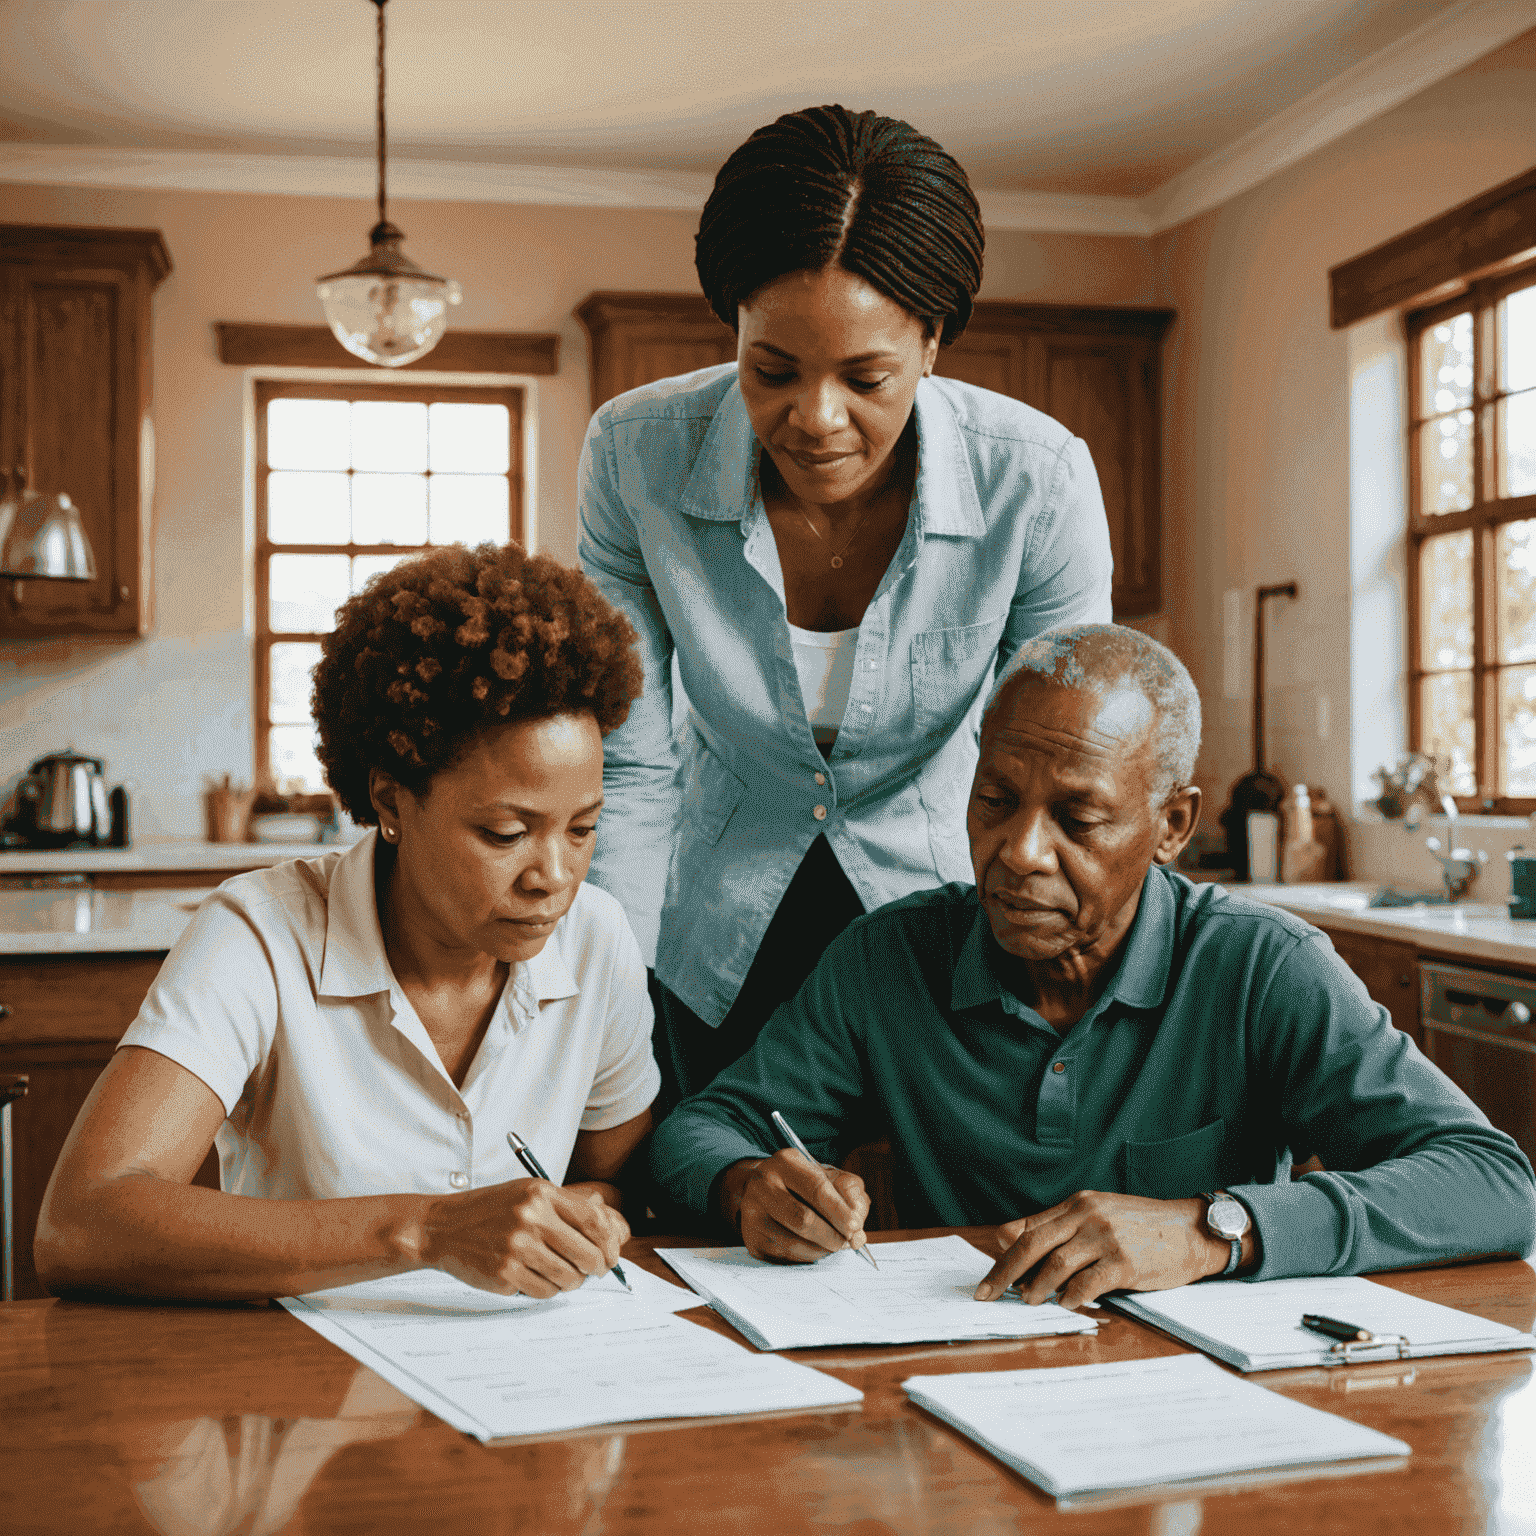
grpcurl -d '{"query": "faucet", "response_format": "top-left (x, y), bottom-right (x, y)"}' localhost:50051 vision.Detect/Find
top-left (1425, 794), bottom-right (1488, 901)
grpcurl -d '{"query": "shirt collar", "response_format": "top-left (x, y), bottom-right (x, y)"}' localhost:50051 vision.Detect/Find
top-left (950, 865), bottom-right (1177, 1018)
top-left (675, 373), bottom-right (986, 539)
top-left (317, 830), bottom-right (584, 1025)
top-left (318, 830), bottom-right (393, 998)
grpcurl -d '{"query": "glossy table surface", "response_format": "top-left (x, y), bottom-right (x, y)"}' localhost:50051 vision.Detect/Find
top-left (3, 1230), bottom-right (1533, 1536)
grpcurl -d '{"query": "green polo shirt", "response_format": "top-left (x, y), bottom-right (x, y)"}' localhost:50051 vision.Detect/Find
top-left (649, 867), bottom-right (1535, 1279)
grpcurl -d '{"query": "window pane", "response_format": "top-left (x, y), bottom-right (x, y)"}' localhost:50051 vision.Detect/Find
top-left (269, 553), bottom-right (349, 633)
top-left (267, 399), bottom-right (349, 470)
top-left (1498, 519), bottom-right (1536, 663)
top-left (430, 475), bottom-right (510, 545)
top-left (429, 403), bottom-right (510, 473)
top-left (1421, 671), bottom-right (1475, 795)
top-left (270, 725), bottom-right (325, 793)
top-left (352, 473), bottom-right (428, 545)
top-left (1418, 412), bottom-right (1474, 515)
top-left (1420, 528), bottom-right (1473, 669)
top-left (267, 471), bottom-right (349, 544)
top-left (351, 401), bottom-right (427, 472)
top-left (1502, 283), bottom-right (1536, 394)
top-left (1501, 665), bottom-right (1536, 794)
top-left (1419, 312), bottom-right (1473, 416)
top-left (352, 552), bottom-right (413, 593)
top-left (269, 642), bottom-right (322, 724)
top-left (1500, 388), bottom-right (1536, 499)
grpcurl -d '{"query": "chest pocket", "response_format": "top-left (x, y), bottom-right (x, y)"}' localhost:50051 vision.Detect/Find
top-left (1123, 1118), bottom-right (1226, 1201)
top-left (910, 615), bottom-right (1008, 739)
top-left (679, 740), bottom-right (747, 847)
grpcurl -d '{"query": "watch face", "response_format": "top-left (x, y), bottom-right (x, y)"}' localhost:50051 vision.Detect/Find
top-left (1207, 1197), bottom-right (1249, 1240)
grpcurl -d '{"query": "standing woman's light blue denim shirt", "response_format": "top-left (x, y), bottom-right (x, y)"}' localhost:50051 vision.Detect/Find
top-left (578, 364), bottom-right (1113, 1028)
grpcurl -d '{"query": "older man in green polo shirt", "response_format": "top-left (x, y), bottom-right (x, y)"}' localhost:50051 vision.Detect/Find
top-left (649, 624), bottom-right (1536, 1309)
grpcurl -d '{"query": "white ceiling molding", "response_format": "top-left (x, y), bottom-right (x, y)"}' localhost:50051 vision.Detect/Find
top-left (0, 3), bottom-right (1529, 241)
top-left (1142, 0), bottom-right (1536, 234)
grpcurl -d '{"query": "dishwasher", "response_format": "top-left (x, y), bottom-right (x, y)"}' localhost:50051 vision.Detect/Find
top-left (1418, 961), bottom-right (1536, 1165)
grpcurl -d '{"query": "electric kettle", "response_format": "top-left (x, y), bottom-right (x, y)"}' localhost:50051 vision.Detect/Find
top-left (12, 750), bottom-right (113, 847)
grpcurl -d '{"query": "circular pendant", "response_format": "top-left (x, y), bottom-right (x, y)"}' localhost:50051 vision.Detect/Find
top-left (830, 555), bottom-right (843, 570)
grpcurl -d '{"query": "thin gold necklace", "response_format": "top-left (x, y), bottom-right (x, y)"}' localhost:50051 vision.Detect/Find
top-left (799, 507), bottom-right (868, 570)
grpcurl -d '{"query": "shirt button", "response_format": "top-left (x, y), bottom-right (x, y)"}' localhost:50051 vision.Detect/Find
top-left (813, 805), bottom-right (827, 821)
top-left (449, 1172), bottom-right (469, 1188)
top-left (1052, 1061), bottom-right (1066, 1074)
top-left (861, 704), bottom-right (872, 713)
top-left (814, 772), bottom-right (826, 786)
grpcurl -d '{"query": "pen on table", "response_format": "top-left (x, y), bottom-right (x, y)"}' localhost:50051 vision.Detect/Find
top-left (769, 1110), bottom-right (878, 1269)
top-left (507, 1130), bottom-right (632, 1293)
top-left (1301, 1313), bottom-right (1374, 1343)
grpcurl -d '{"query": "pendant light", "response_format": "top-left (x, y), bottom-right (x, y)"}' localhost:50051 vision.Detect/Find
top-left (0, 469), bottom-right (97, 581)
top-left (316, 0), bottom-right (462, 367)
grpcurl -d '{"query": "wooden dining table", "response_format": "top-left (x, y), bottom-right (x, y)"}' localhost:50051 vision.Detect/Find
top-left (3, 1228), bottom-right (1533, 1536)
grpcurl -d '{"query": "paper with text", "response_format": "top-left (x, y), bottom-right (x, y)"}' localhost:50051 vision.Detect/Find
top-left (656, 1235), bottom-right (1099, 1350)
top-left (1109, 1275), bottom-right (1536, 1371)
top-left (904, 1353), bottom-right (1409, 1498)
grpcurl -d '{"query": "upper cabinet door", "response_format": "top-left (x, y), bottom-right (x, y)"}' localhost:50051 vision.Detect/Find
top-left (576, 293), bottom-right (737, 415)
top-left (0, 225), bottom-right (170, 638)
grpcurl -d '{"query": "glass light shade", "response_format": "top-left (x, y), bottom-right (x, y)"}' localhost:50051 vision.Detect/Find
top-left (317, 222), bottom-right (462, 368)
top-left (0, 488), bottom-right (97, 579)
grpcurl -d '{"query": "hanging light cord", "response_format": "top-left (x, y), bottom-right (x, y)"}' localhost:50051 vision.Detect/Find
top-left (374, 0), bottom-right (388, 225)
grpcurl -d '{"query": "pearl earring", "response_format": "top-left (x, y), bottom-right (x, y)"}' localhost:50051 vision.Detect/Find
top-left (382, 825), bottom-right (397, 842)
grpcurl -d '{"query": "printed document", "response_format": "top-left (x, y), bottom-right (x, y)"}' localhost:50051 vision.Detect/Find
top-left (904, 1353), bottom-right (1410, 1499)
top-left (1109, 1275), bottom-right (1536, 1371)
top-left (280, 1266), bottom-right (859, 1441)
top-left (656, 1235), bottom-right (1099, 1350)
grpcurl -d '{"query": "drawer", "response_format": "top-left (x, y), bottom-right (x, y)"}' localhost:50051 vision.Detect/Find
top-left (0, 953), bottom-right (167, 1044)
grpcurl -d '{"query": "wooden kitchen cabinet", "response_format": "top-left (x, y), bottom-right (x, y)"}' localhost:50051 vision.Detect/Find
top-left (574, 292), bottom-right (1174, 618)
top-left (0, 224), bottom-right (171, 638)
top-left (0, 950), bottom-right (215, 1299)
top-left (1315, 923), bottom-right (1423, 1045)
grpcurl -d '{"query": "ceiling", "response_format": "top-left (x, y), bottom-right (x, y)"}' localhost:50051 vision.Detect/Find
top-left (0, 0), bottom-right (1530, 231)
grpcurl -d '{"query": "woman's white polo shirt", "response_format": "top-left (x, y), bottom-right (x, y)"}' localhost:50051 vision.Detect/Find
top-left (119, 832), bottom-right (660, 1201)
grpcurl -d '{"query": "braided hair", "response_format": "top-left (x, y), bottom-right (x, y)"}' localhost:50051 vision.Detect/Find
top-left (695, 105), bottom-right (984, 345)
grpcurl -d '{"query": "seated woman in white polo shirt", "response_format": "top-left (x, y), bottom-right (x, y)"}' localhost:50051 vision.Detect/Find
top-left (37, 542), bottom-right (659, 1301)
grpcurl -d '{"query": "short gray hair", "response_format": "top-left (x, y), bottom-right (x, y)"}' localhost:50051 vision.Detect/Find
top-left (982, 624), bottom-right (1202, 802)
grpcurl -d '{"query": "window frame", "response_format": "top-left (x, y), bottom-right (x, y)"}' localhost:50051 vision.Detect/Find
top-left (253, 378), bottom-right (525, 787)
top-left (1406, 258), bottom-right (1536, 812)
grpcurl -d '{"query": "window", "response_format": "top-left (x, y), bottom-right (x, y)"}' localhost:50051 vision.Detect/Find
top-left (1409, 263), bottom-right (1536, 809)
top-left (254, 380), bottom-right (524, 789)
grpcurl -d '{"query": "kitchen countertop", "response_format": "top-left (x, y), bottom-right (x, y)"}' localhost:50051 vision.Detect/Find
top-left (0, 886), bottom-right (207, 955)
top-left (0, 840), bottom-right (328, 876)
top-left (1240, 881), bottom-right (1536, 969)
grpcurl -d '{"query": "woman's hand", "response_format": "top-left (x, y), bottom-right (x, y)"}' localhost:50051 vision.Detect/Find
top-left (419, 1178), bottom-right (630, 1298)
top-left (718, 1150), bottom-right (870, 1263)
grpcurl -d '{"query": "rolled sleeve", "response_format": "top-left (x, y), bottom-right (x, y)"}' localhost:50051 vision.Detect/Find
top-left (577, 407), bottom-right (681, 966)
top-left (1237, 934), bottom-right (1536, 1278)
top-left (118, 894), bottom-right (278, 1116)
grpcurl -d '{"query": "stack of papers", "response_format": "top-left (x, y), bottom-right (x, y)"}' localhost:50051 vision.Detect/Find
top-left (904, 1353), bottom-right (1410, 1500)
top-left (1109, 1275), bottom-right (1536, 1371)
top-left (657, 1235), bottom-right (1099, 1350)
top-left (280, 1266), bottom-right (860, 1442)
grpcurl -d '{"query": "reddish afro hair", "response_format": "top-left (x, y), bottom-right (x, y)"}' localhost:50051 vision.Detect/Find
top-left (312, 542), bottom-right (642, 825)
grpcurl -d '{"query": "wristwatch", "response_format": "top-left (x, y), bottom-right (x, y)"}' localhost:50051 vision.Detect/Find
top-left (1202, 1191), bottom-right (1250, 1276)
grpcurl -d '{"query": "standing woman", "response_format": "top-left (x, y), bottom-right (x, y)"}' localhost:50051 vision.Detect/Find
top-left (579, 105), bottom-right (1113, 1110)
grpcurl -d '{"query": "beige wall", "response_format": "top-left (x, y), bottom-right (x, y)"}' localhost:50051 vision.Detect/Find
top-left (1152, 27), bottom-right (1536, 885)
top-left (0, 179), bottom-right (1150, 835)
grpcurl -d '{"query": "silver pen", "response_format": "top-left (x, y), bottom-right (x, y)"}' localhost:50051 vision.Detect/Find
top-left (770, 1110), bottom-right (878, 1269)
top-left (507, 1130), bottom-right (632, 1293)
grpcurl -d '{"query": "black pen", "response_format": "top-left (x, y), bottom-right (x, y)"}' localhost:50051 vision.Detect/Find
top-left (507, 1130), bottom-right (632, 1293)
top-left (770, 1110), bottom-right (878, 1269)
top-left (1301, 1313), bottom-right (1374, 1343)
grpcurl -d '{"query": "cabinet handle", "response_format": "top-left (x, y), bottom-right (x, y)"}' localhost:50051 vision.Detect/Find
top-left (1398, 974), bottom-right (1412, 988)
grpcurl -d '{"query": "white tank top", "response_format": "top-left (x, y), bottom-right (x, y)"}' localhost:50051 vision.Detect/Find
top-left (787, 623), bottom-right (859, 746)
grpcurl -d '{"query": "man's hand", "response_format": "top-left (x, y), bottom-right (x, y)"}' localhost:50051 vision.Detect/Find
top-left (718, 1150), bottom-right (871, 1263)
top-left (974, 1191), bottom-right (1249, 1309)
top-left (419, 1178), bottom-right (630, 1298)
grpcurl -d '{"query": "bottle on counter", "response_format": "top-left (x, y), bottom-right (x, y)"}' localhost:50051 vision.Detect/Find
top-left (1280, 784), bottom-right (1330, 884)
